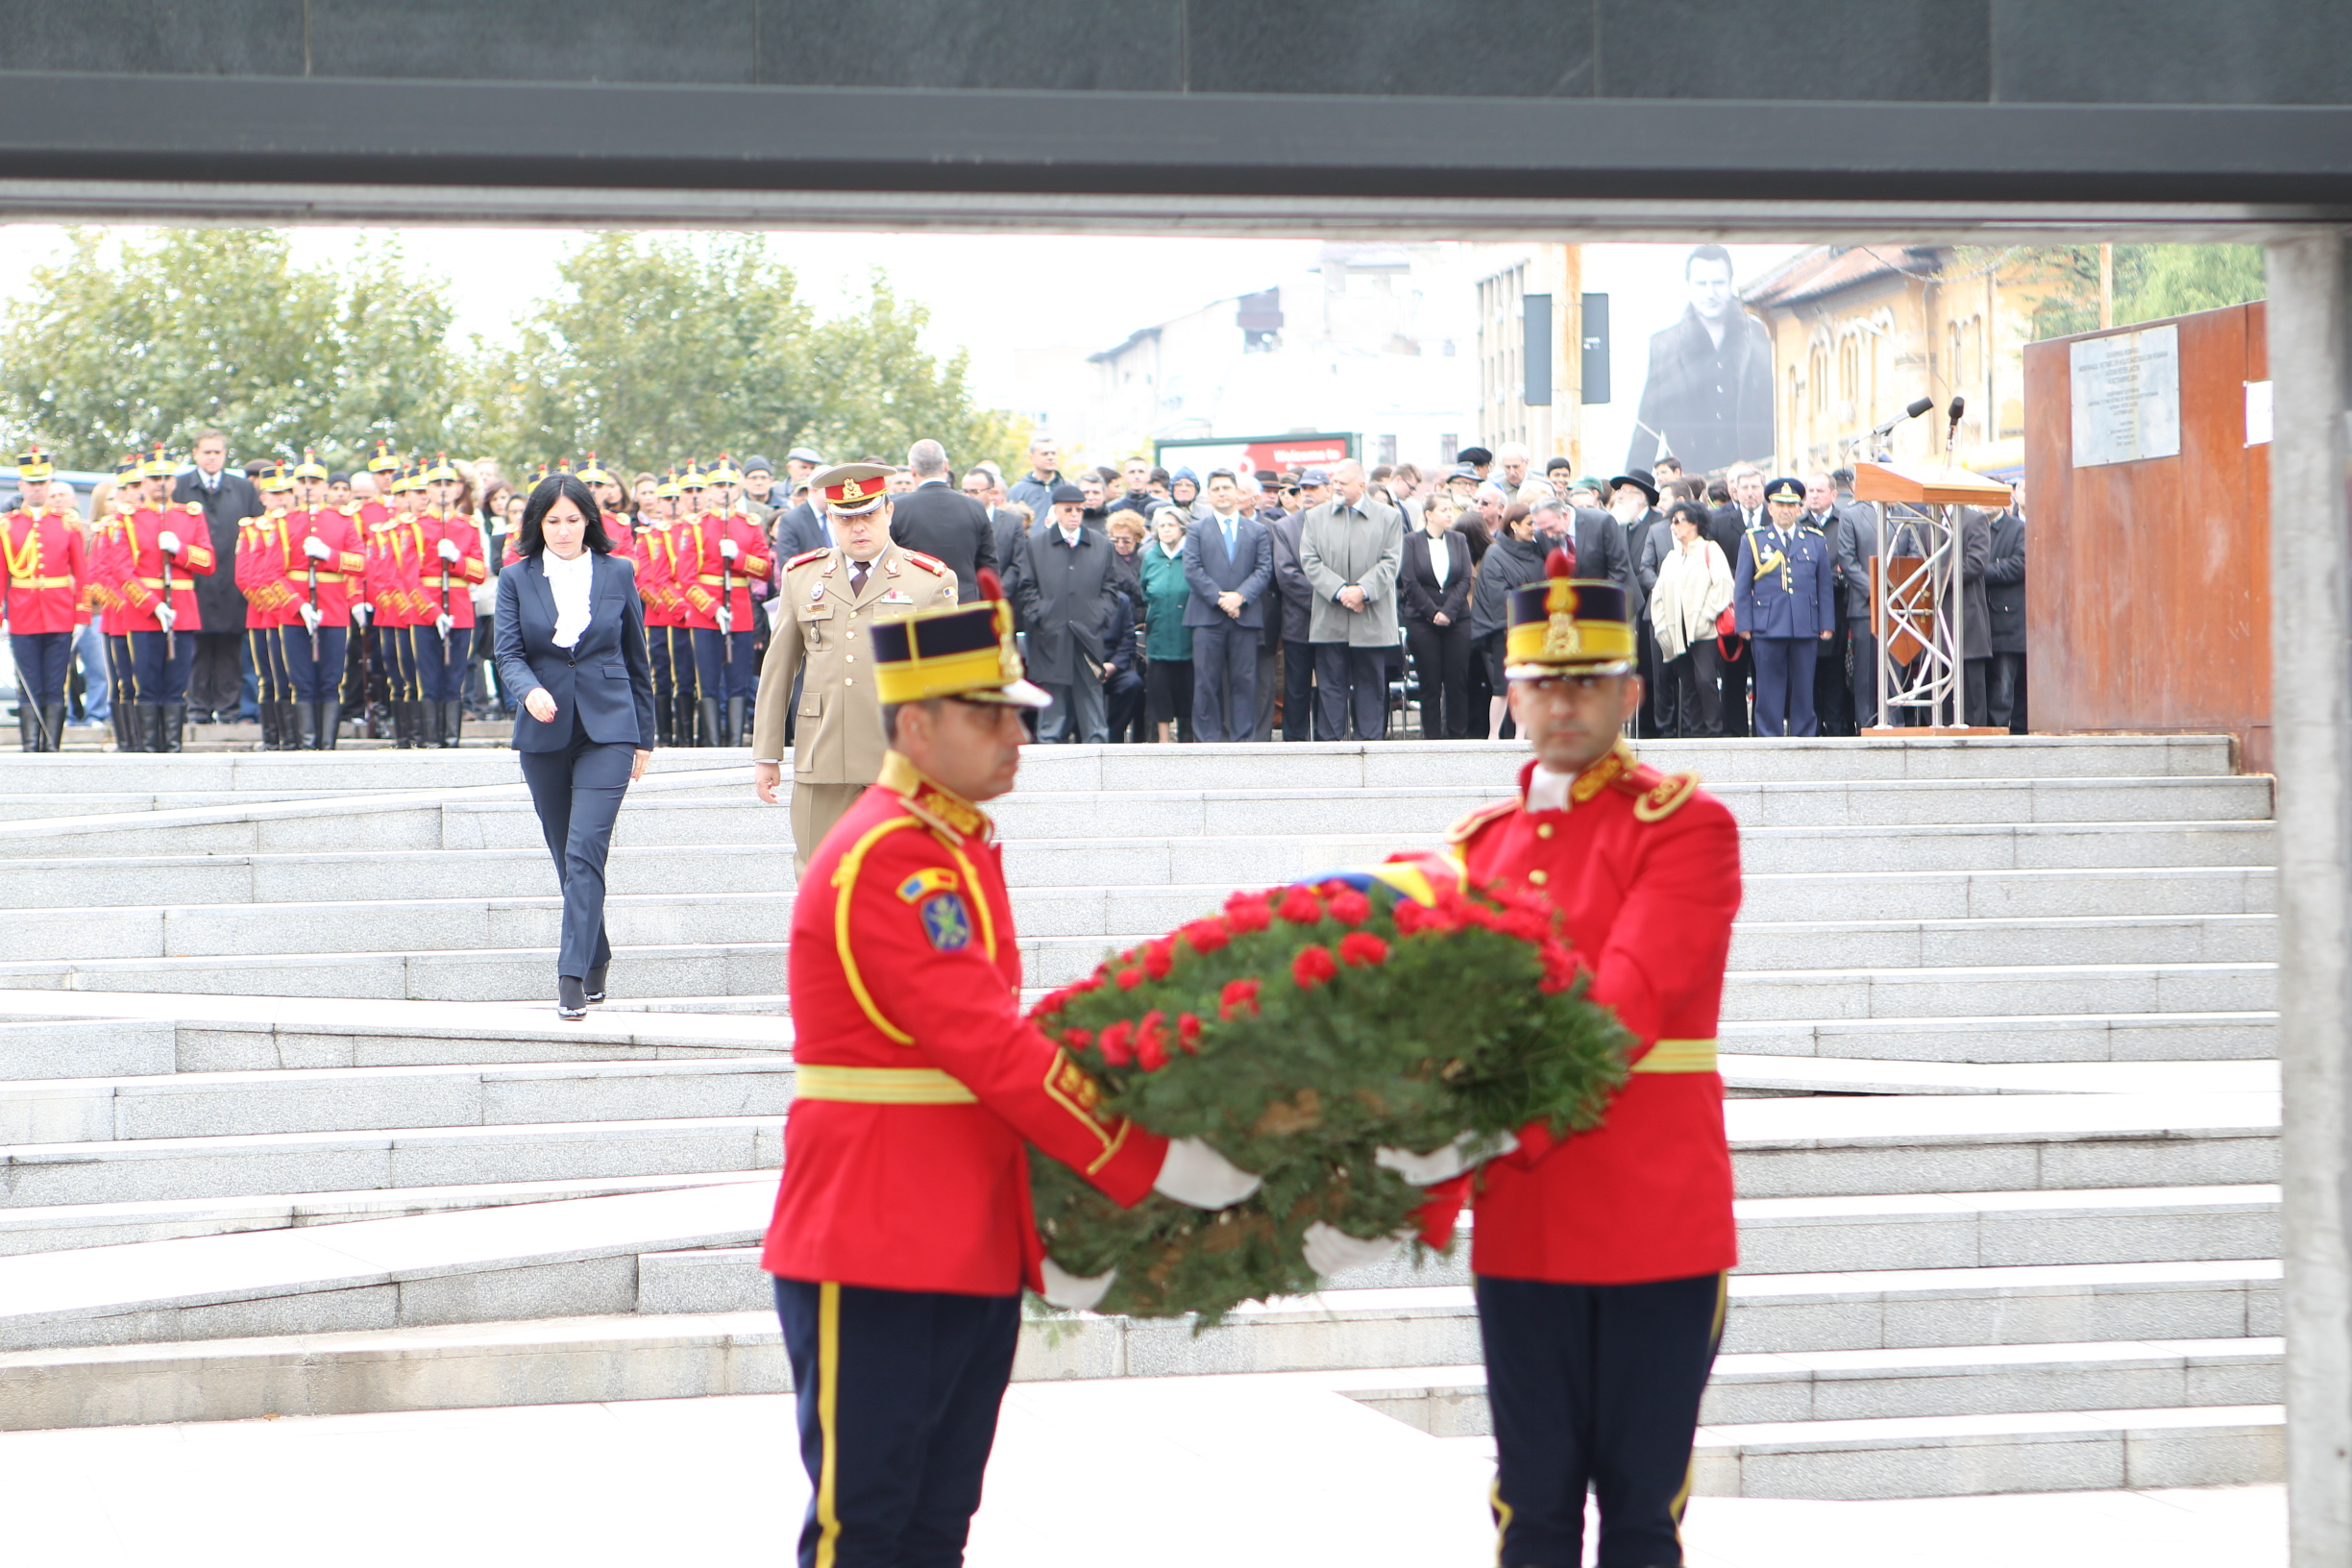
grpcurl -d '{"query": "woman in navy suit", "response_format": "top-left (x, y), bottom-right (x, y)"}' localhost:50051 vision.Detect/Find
top-left (496, 475), bottom-right (658, 1018)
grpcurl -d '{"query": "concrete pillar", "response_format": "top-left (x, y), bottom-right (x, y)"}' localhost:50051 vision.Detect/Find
top-left (2271, 230), bottom-right (2352, 1568)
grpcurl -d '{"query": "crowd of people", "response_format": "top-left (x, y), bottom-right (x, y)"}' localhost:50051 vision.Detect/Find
top-left (0, 429), bottom-right (2027, 751)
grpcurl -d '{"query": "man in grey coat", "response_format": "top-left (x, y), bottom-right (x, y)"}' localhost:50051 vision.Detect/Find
top-left (1298, 461), bottom-right (1404, 742)
top-left (1181, 470), bottom-right (1273, 742)
top-left (1017, 484), bottom-right (1117, 743)
top-left (1834, 498), bottom-right (1882, 729)
top-left (1267, 504), bottom-right (1317, 740)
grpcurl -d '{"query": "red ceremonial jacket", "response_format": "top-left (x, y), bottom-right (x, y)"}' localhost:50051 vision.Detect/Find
top-left (0, 506), bottom-right (89, 635)
top-left (106, 502), bottom-right (215, 634)
top-left (1429, 746), bottom-right (1743, 1286)
top-left (679, 511), bottom-right (772, 629)
top-left (762, 753), bottom-right (1168, 1296)
top-left (411, 510), bottom-right (488, 629)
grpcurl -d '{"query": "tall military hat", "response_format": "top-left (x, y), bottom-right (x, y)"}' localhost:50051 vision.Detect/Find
top-left (811, 461), bottom-right (892, 517)
top-left (292, 448), bottom-right (329, 482)
top-left (367, 439), bottom-right (401, 475)
top-left (654, 468), bottom-right (681, 500)
top-left (1764, 476), bottom-right (1804, 506)
top-left (1505, 549), bottom-right (1635, 679)
top-left (16, 445), bottom-right (54, 483)
top-left (142, 446), bottom-right (177, 481)
top-left (577, 452), bottom-right (613, 486)
top-left (679, 459), bottom-right (707, 490)
top-left (870, 568), bottom-right (1051, 709)
top-left (706, 453), bottom-right (742, 486)
top-left (423, 452), bottom-right (459, 484)
top-left (115, 453), bottom-right (143, 481)
top-left (258, 463), bottom-right (294, 495)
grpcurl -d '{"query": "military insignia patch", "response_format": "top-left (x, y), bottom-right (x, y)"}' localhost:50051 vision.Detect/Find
top-left (919, 892), bottom-right (973, 951)
top-left (879, 589), bottom-right (914, 604)
top-left (896, 867), bottom-right (960, 903)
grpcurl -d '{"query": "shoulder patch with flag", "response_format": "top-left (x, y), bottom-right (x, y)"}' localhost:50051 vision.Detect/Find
top-left (918, 891), bottom-right (973, 951)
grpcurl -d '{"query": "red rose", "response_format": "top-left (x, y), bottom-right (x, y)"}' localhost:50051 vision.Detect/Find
top-left (1180, 919), bottom-right (1230, 955)
top-left (1218, 978), bottom-right (1262, 1021)
top-left (1538, 939), bottom-right (1582, 994)
top-left (1278, 887), bottom-right (1325, 924)
top-left (1061, 1026), bottom-right (1094, 1049)
top-left (1142, 939), bottom-right (1177, 980)
top-left (1326, 890), bottom-right (1373, 927)
top-left (1098, 1020), bottom-right (1135, 1066)
top-left (1177, 1012), bottom-right (1203, 1051)
top-left (1337, 931), bottom-right (1389, 968)
top-left (1115, 968), bottom-right (1145, 992)
top-left (1135, 1011), bottom-right (1168, 1071)
top-left (1225, 893), bottom-right (1273, 933)
top-left (1070, 974), bottom-right (1103, 994)
top-left (1394, 900), bottom-right (1424, 935)
top-left (1292, 944), bottom-right (1339, 989)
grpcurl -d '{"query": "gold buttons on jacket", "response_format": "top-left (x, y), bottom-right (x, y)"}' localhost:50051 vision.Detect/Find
top-left (1536, 823), bottom-right (1555, 840)
top-left (1527, 869), bottom-right (1549, 885)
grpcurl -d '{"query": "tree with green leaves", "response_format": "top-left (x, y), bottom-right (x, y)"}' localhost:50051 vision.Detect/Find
top-left (0, 228), bottom-right (460, 472)
top-left (2020, 244), bottom-right (2266, 340)
top-left (462, 234), bottom-right (1028, 479)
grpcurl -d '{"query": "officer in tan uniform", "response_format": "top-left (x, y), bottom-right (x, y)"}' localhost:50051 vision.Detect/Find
top-left (751, 461), bottom-right (958, 872)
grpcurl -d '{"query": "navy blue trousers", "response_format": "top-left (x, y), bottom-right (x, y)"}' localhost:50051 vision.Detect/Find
top-left (1477, 1271), bottom-right (1726, 1568)
top-left (412, 624), bottom-right (473, 702)
top-left (120, 629), bottom-right (196, 704)
top-left (1189, 620), bottom-right (1258, 742)
top-left (1749, 636), bottom-right (1820, 738)
top-left (11, 630), bottom-right (72, 707)
top-left (275, 624), bottom-right (350, 704)
top-left (515, 715), bottom-right (632, 979)
top-left (772, 1276), bottom-right (1020, 1568)
top-left (691, 626), bottom-right (756, 701)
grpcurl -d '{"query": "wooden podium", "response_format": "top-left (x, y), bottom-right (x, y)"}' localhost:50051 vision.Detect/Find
top-left (1852, 459), bottom-right (2016, 736)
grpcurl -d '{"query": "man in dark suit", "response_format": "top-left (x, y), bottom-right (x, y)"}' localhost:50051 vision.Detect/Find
top-left (1610, 471), bottom-right (1669, 736)
top-left (1180, 469), bottom-right (1273, 742)
top-left (1265, 500), bottom-right (1316, 740)
top-left (1834, 490), bottom-right (1882, 729)
top-left (170, 429), bottom-right (262, 723)
top-left (1018, 485), bottom-right (1118, 743)
top-left (1549, 502), bottom-right (1632, 604)
top-left (1707, 467), bottom-right (1767, 735)
top-left (1987, 482), bottom-right (2027, 733)
top-left (1626, 245), bottom-right (1775, 475)
top-left (889, 439), bottom-right (996, 601)
top-left (1803, 472), bottom-right (1854, 735)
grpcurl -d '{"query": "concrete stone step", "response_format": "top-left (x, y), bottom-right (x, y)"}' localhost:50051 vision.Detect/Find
top-left (0, 749), bottom-right (749, 796)
top-left (0, 941), bottom-right (791, 1001)
top-left (0, 1115), bottom-right (780, 1209)
top-left (0, 1170), bottom-right (768, 1256)
top-left (1719, 1056), bottom-right (2276, 1097)
top-left (1727, 915), bottom-right (2273, 970)
top-left (1718, 961), bottom-right (2274, 1023)
top-left (1725, 1011), bottom-right (2275, 1063)
top-left (1741, 866), bottom-right (2274, 923)
top-left (0, 1058), bottom-right (795, 1145)
top-left (0, 994), bottom-right (791, 1077)
top-left (0, 1181), bottom-right (774, 1353)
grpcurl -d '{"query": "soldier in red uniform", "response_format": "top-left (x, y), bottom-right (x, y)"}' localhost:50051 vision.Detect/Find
top-left (369, 468), bottom-right (430, 747)
top-left (413, 454), bottom-right (489, 747)
top-left (762, 572), bottom-right (1260, 1568)
top-left (1403, 551), bottom-right (1741, 1568)
top-left (90, 454), bottom-right (146, 751)
top-left (578, 455), bottom-right (637, 565)
top-left (233, 465), bottom-right (300, 750)
top-left (277, 453), bottom-right (371, 748)
top-left (680, 456), bottom-right (772, 747)
top-left (2, 448), bottom-right (90, 750)
top-left (635, 472), bottom-right (688, 747)
top-left (105, 448), bottom-right (217, 752)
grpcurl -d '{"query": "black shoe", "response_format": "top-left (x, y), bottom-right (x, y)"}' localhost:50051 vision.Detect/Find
top-left (584, 964), bottom-right (608, 1005)
top-left (557, 975), bottom-right (588, 1020)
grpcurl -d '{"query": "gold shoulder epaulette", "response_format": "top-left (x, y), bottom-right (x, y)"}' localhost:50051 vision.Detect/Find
top-left (902, 550), bottom-right (949, 576)
top-left (184, 502), bottom-right (205, 515)
top-left (1632, 771), bottom-right (1702, 823)
top-left (786, 547), bottom-right (830, 570)
top-left (1445, 799), bottom-right (1517, 845)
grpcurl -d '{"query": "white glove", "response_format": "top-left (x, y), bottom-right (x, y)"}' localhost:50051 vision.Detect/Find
top-left (155, 602), bottom-right (177, 631)
top-left (434, 613), bottom-right (454, 638)
top-left (1302, 1221), bottom-right (1409, 1278)
top-left (158, 530), bottom-right (181, 554)
top-left (1038, 1257), bottom-right (1116, 1311)
top-left (720, 538), bottom-right (740, 561)
top-left (1152, 1136), bottom-right (1262, 1210)
top-left (716, 606), bottom-right (734, 635)
top-left (1375, 1130), bottom-right (1521, 1187)
top-left (299, 602), bottom-right (322, 632)
top-left (351, 602), bottom-right (371, 626)
top-left (438, 538), bottom-right (461, 563)
top-left (304, 535), bottom-right (332, 561)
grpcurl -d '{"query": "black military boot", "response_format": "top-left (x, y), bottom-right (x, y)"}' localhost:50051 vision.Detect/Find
top-left (424, 700), bottom-right (446, 749)
top-left (257, 699), bottom-right (282, 751)
top-left (395, 700), bottom-right (419, 749)
top-left (697, 698), bottom-right (722, 749)
top-left (675, 694), bottom-right (698, 748)
top-left (724, 697), bottom-right (747, 748)
top-left (38, 704), bottom-right (65, 752)
top-left (110, 704), bottom-right (135, 753)
top-left (160, 702), bottom-right (186, 753)
top-left (291, 701), bottom-right (316, 750)
top-left (654, 698), bottom-right (674, 748)
top-left (440, 700), bottom-right (465, 748)
top-left (15, 704), bottom-right (36, 752)
top-left (314, 701), bottom-right (340, 749)
top-left (282, 701), bottom-right (306, 751)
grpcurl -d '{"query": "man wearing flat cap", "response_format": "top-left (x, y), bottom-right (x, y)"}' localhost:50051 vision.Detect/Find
top-left (752, 462), bottom-right (958, 871)
top-left (1732, 476), bottom-right (1835, 737)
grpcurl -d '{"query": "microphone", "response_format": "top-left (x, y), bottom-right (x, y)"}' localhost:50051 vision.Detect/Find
top-left (1870, 397), bottom-right (1935, 437)
top-left (1947, 396), bottom-right (1966, 430)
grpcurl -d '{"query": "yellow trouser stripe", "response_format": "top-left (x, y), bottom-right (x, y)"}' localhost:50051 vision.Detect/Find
top-left (1630, 1038), bottom-right (1718, 1074)
top-left (816, 1280), bottom-right (842, 1568)
top-left (793, 1065), bottom-right (977, 1105)
top-left (1490, 1479), bottom-right (1514, 1566)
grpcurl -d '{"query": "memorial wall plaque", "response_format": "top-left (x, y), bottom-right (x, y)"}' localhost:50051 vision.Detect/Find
top-left (2070, 323), bottom-right (2182, 467)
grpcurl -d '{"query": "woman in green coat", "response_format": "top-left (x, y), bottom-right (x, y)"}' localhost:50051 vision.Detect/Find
top-left (1139, 503), bottom-right (1195, 743)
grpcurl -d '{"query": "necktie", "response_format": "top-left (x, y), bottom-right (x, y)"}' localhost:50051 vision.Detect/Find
top-left (1222, 518), bottom-right (1235, 556)
top-left (850, 561), bottom-right (869, 596)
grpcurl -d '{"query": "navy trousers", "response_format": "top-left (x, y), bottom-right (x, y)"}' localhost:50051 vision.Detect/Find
top-left (1189, 620), bottom-right (1258, 742)
top-left (773, 1276), bottom-right (1020, 1568)
top-left (414, 624), bottom-right (474, 702)
top-left (1749, 636), bottom-right (1820, 737)
top-left (692, 626), bottom-right (757, 702)
top-left (275, 624), bottom-right (350, 704)
top-left (123, 629), bottom-right (196, 704)
top-left (11, 630), bottom-right (72, 707)
top-left (516, 716), bottom-right (633, 979)
top-left (1478, 1271), bottom-right (1727, 1568)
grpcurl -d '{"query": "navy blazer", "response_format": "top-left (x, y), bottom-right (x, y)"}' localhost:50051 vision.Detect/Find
top-left (495, 551), bottom-right (657, 752)
top-left (1180, 511), bottom-right (1274, 629)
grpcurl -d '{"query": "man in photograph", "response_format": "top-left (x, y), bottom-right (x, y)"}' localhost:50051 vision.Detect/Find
top-left (1627, 245), bottom-right (1775, 477)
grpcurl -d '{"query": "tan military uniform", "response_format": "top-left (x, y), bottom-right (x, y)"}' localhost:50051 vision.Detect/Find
top-left (752, 539), bottom-right (958, 870)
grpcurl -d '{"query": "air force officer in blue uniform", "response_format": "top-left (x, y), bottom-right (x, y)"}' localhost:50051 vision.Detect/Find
top-left (1732, 476), bottom-right (1835, 737)
top-left (497, 473), bottom-right (658, 1019)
